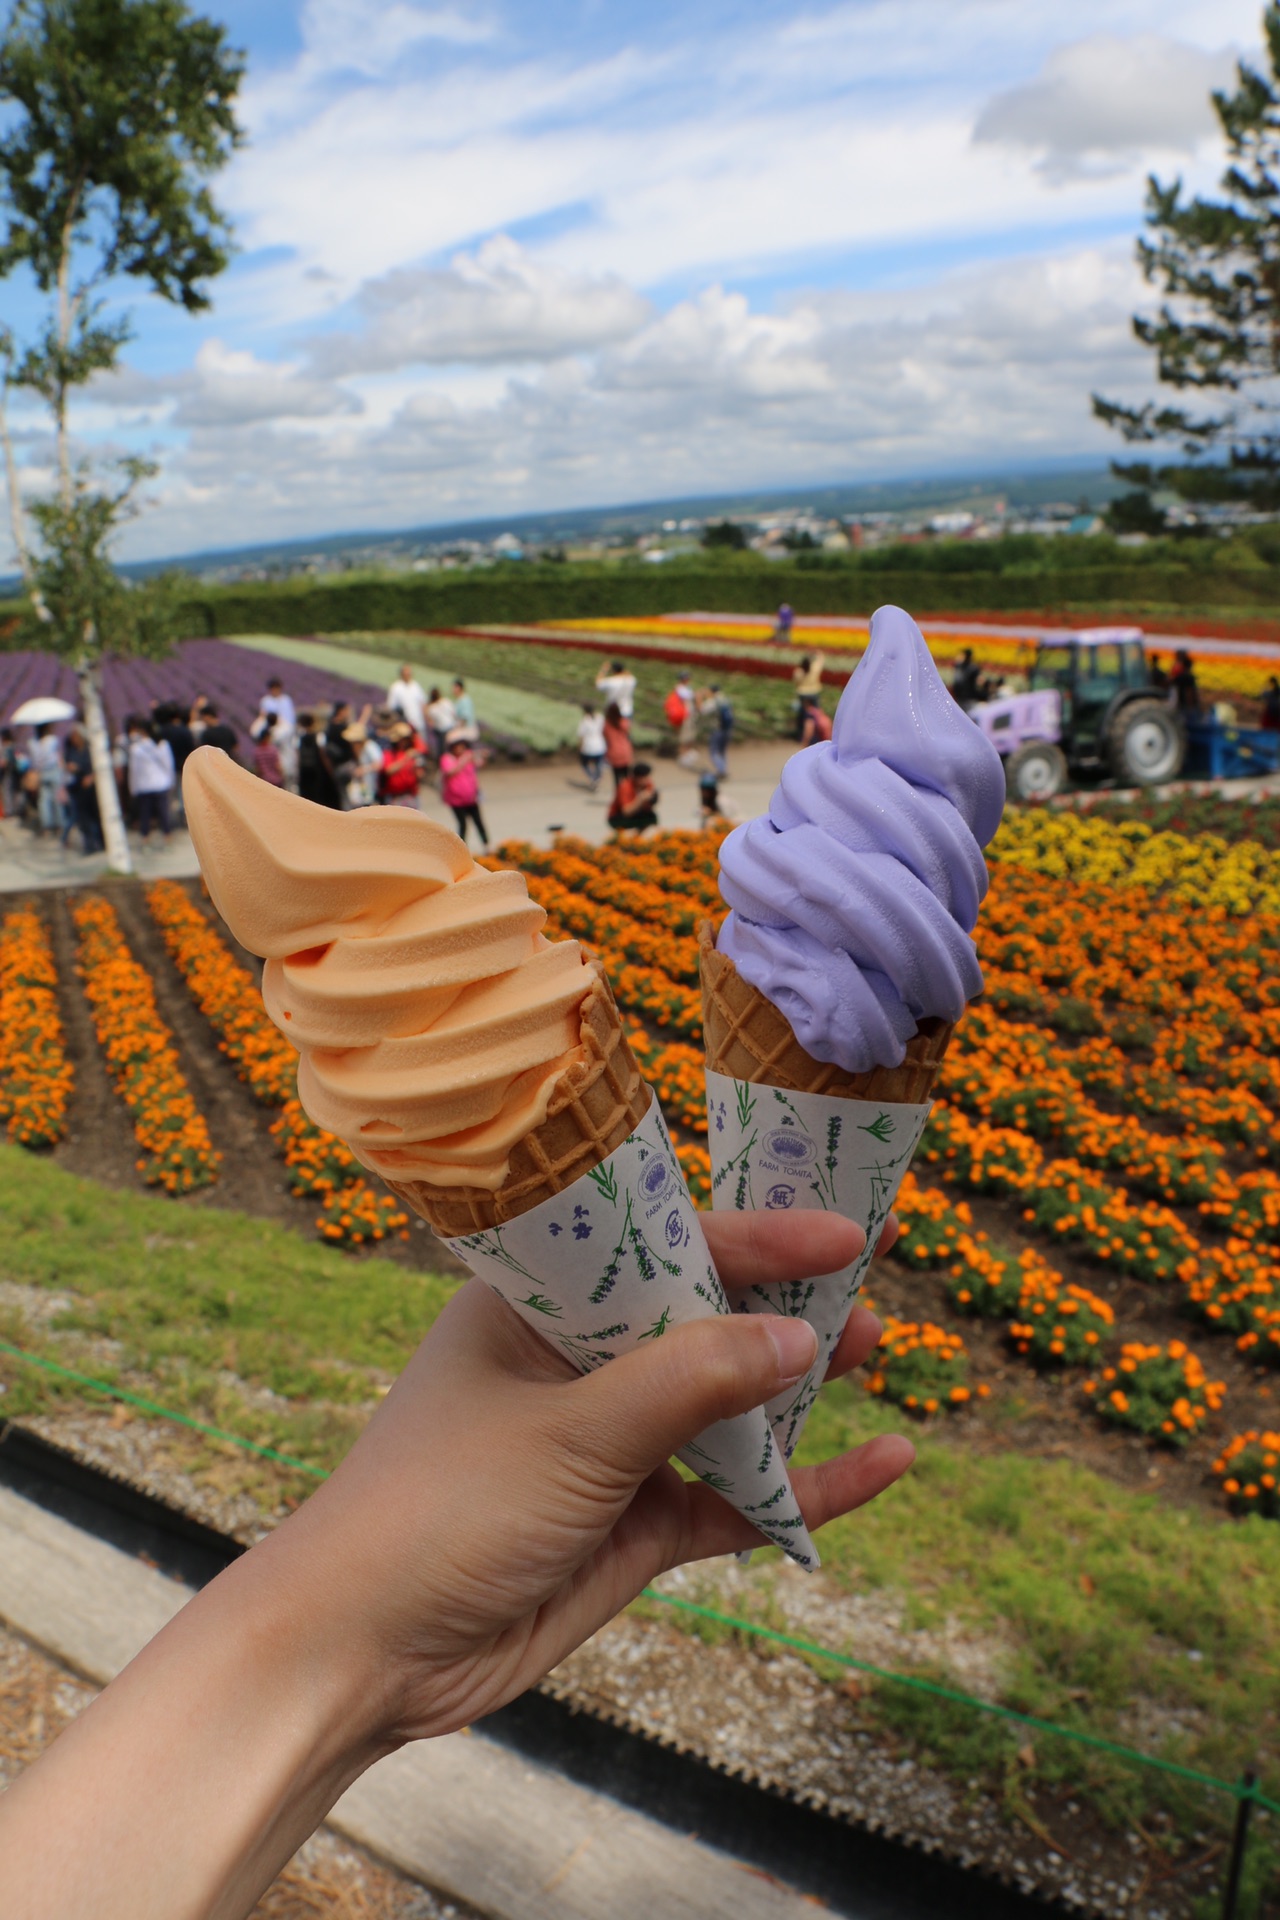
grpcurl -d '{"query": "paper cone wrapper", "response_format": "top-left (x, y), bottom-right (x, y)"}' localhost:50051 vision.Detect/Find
top-left (700, 926), bottom-right (948, 1462)
top-left (432, 1095), bottom-right (818, 1569)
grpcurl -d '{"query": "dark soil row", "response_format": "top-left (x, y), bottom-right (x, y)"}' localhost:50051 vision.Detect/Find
top-left (26, 882), bottom-right (459, 1273)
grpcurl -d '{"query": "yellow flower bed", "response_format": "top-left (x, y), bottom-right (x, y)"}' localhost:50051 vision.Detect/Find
top-left (991, 809), bottom-right (1280, 916)
top-left (553, 617), bottom-right (1280, 697)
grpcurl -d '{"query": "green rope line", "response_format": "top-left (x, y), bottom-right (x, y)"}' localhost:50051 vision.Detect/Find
top-left (640, 1592), bottom-right (1280, 1815)
top-left (1, 1337), bottom-right (1275, 1816)
top-left (0, 1341), bottom-right (328, 1479)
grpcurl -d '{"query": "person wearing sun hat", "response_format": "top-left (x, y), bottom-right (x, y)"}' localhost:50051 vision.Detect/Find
top-left (439, 728), bottom-right (489, 846)
top-left (379, 721), bottom-right (421, 807)
top-left (341, 720), bottom-right (383, 809)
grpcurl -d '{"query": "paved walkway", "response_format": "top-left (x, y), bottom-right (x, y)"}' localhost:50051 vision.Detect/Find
top-left (5, 741), bottom-right (1276, 897)
top-left (0, 741), bottom-right (794, 894)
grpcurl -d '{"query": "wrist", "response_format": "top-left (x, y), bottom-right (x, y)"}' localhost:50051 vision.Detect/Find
top-left (219, 1522), bottom-right (399, 1778)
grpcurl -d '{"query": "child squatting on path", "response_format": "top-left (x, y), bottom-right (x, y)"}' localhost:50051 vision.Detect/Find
top-left (0, 1209), bottom-right (911, 1919)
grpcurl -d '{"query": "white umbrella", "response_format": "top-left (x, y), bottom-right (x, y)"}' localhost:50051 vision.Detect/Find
top-left (9, 695), bottom-right (77, 725)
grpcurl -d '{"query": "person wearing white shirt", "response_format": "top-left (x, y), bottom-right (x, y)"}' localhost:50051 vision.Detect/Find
top-left (423, 687), bottom-right (457, 757)
top-left (30, 725), bottom-right (63, 835)
top-left (595, 660), bottom-right (636, 719)
top-left (388, 666), bottom-right (428, 738)
top-left (341, 723), bottom-right (384, 808)
top-left (257, 681), bottom-right (298, 789)
top-left (125, 716), bottom-right (176, 844)
top-left (576, 703), bottom-right (607, 788)
top-left (258, 679), bottom-right (297, 735)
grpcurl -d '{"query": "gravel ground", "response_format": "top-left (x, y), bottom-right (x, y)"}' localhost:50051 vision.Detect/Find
top-left (13, 1398), bottom-right (287, 1544)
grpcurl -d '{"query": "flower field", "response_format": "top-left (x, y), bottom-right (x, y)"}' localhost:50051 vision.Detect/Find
top-left (4, 816), bottom-right (1280, 1887)
top-left (555, 614), bottom-right (1280, 703)
top-left (70, 895), bottom-right (220, 1194)
top-left (4, 787), bottom-right (1279, 1523)
top-left (487, 807), bottom-right (1280, 1515)
top-left (145, 881), bottom-right (408, 1250)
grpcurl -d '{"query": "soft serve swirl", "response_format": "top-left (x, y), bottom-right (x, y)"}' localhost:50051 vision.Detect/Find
top-left (717, 604), bottom-right (1006, 1073)
top-left (184, 749), bottom-right (593, 1189)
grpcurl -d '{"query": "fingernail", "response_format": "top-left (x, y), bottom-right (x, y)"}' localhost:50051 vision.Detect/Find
top-left (766, 1318), bottom-right (819, 1385)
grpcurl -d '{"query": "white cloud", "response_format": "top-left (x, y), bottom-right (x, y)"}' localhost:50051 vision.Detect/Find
top-left (601, 288), bottom-right (831, 400)
top-left (292, 0), bottom-right (492, 81)
top-left (310, 237), bottom-right (652, 374)
top-left (213, 1), bottom-right (1262, 341)
top-left (974, 35), bottom-right (1239, 182)
top-left (173, 341), bottom-right (359, 427)
top-left (110, 244), bottom-right (1152, 560)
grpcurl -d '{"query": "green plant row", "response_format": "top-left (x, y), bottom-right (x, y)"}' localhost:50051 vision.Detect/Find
top-left (133, 558), bottom-right (1280, 638)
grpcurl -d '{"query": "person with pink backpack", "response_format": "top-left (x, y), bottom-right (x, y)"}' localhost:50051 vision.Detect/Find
top-left (439, 731), bottom-right (489, 846)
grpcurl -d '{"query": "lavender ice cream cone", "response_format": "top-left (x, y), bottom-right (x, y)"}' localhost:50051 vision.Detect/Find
top-left (701, 605), bottom-right (1006, 1462)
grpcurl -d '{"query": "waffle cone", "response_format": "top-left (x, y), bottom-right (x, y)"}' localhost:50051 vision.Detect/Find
top-left (699, 922), bottom-right (954, 1104)
top-left (384, 968), bottom-right (650, 1236)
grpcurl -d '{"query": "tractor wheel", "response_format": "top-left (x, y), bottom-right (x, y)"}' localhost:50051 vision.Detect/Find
top-left (1108, 700), bottom-right (1185, 787)
top-left (1004, 741), bottom-right (1068, 802)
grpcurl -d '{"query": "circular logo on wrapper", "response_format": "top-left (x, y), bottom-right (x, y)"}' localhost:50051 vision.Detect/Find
top-left (764, 1129), bottom-right (817, 1167)
top-left (639, 1154), bottom-right (677, 1205)
top-left (766, 1183), bottom-right (796, 1209)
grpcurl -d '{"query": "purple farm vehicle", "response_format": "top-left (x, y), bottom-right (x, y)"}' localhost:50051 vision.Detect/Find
top-left (970, 627), bottom-right (1185, 801)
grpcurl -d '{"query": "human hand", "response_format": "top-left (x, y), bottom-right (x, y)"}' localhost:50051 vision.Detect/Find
top-left (257, 1207), bottom-right (912, 1752)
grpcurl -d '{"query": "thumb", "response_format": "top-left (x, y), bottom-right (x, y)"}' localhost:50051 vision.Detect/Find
top-left (565, 1313), bottom-right (818, 1483)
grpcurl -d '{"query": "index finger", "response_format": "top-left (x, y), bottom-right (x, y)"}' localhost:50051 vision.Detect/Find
top-left (701, 1209), bottom-right (865, 1290)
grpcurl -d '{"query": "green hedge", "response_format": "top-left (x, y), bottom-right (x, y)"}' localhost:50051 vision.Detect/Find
top-left (168, 562), bottom-right (1280, 638)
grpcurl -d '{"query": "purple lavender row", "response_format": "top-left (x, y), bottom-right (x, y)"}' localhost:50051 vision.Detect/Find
top-left (1, 639), bottom-right (384, 742)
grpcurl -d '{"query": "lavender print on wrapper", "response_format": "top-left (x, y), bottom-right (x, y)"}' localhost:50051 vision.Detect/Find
top-left (445, 1096), bottom-right (819, 1571)
top-left (705, 1071), bottom-right (930, 1463)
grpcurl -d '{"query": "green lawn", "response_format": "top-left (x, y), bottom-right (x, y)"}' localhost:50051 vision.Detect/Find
top-left (0, 1145), bottom-right (461, 1488)
top-left (1, 1144), bottom-right (1276, 1851)
top-left (230, 628), bottom-right (805, 746)
top-left (225, 632), bottom-right (585, 753)
top-left (797, 1383), bottom-right (1279, 1821)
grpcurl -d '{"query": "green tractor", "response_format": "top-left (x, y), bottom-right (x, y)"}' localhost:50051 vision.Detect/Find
top-left (971, 628), bottom-right (1186, 802)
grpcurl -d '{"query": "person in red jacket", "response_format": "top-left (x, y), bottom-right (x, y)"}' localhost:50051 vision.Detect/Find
top-left (665, 671), bottom-right (698, 766)
top-left (379, 723), bottom-right (422, 807)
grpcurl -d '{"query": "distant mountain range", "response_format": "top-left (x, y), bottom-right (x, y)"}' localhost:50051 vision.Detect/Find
top-left (2, 457), bottom-right (1128, 595)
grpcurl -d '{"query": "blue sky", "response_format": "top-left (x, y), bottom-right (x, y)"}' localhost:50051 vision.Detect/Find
top-left (0, 0), bottom-right (1263, 559)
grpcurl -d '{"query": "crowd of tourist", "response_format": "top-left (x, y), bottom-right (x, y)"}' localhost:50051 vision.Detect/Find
top-left (0, 664), bottom-right (494, 855)
top-left (0, 610), bottom-right (849, 854)
top-left (581, 654), bottom-right (774, 834)
top-left (241, 666), bottom-right (492, 848)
